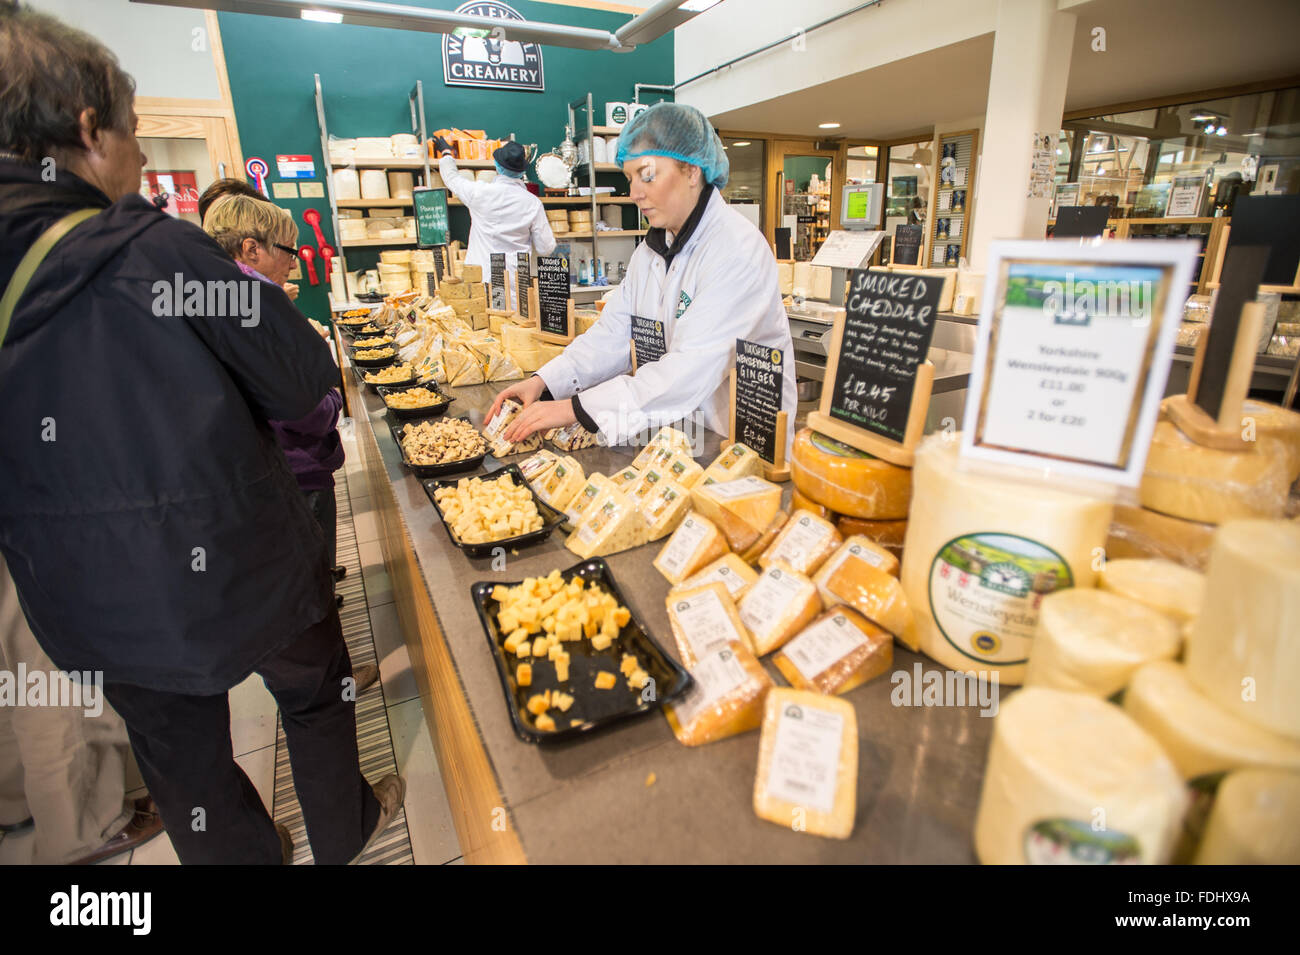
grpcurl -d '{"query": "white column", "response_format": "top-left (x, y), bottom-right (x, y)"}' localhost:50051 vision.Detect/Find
top-left (967, 0), bottom-right (1077, 270)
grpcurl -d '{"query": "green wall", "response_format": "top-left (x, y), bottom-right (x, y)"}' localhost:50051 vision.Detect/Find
top-left (783, 156), bottom-right (832, 194)
top-left (219, 0), bottom-right (673, 322)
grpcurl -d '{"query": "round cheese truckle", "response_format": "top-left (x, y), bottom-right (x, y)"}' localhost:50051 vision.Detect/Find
top-left (1184, 519), bottom-right (1300, 740)
top-left (790, 428), bottom-right (912, 520)
top-left (1098, 557), bottom-right (1205, 625)
top-left (1241, 398), bottom-right (1300, 484)
top-left (1139, 421), bottom-right (1288, 524)
top-left (974, 688), bottom-right (1187, 865)
top-left (901, 434), bottom-right (1113, 685)
top-left (1104, 504), bottom-right (1214, 572)
top-left (1193, 769), bottom-right (1300, 865)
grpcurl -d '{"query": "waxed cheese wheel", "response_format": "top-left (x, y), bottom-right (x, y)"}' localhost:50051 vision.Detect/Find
top-left (1193, 770), bottom-right (1300, 864)
top-left (664, 641), bottom-right (773, 746)
top-left (791, 487), bottom-right (832, 520)
top-left (901, 434), bottom-right (1113, 685)
top-left (1098, 557), bottom-right (1204, 624)
top-left (773, 606), bottom-right (892, 696)
top-left (1124, 661), bottom-right (1300, 779)
top-left (1024, 589), bottom-right (1180, 698)
top-left (974, 687), bottom-right (1187, 865)
top-left (1184, 519), bottom-right (1300, 740)
top-left (1105, 504), bottom-right (1214, 572)
top-left (790, 429), bottom-right (911, 520)
top-left (1139, 421), bottom-right (1288, 524)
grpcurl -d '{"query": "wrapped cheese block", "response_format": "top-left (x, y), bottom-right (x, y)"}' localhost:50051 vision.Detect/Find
top-left (759, 509), bottom-right (842, 575)
top-left (1104, 504), bottom-right (1214, 572)
top-left (1193, 770), bottom-right (1300, 865)
top-left (609, 465), bottom-right (641, 490)
top-left (974, 688), bottom-right (1187, 865)
top-left (332, 167), bottom-right (361, 200)
top-left (565, 487), bottom-right (647, 559)
top-left (626, 466), bottom-right (671, 507)
top-left (518, 449), bottom-right (559, 486)
top-left (1124, 661), bottom-right (1300, 779)
top-left (819, 552), bottom-right (917, 650)
top-left (638, 478), bottom-right (692, 541)
top-left (753, 688), bottom-right (857, 839)
top-left (700, 443), bottom-right (763, 484)
top-left (1139, 420), bottom-right (1288, 523)
top-left (662, 450), bottom-right (704, 489)
top-left (813, 536), bottom-right (900, 601)
top-left (443, 344), bottom-right (486, 386)
top-left (690, 475), bottom-right (783, 552)
top-left (547, 421), bottom-right (599, 451)
top-left (653, 513), bottom-right (729, 585)
top-left (565, 473), bottom-right (612, 526)
top-left (790, 428), bottom-right (911, 520)
top-left (1098, 557), bottom-right (1204, 624)
top-left (737, 563), bottom-right (821, 655)
top-left (665, 582), bottom-right (752, 667)
top-left (535, 456), bottom-right (584, 511)
top-left (1184, 519), bottom-right (1300, 739)
top-left (673, 553), bottom-right (759, 602)
top-left (773, 606), bottom-right (892, 696)
top-left (482, 399), bottom-right (535, 456)
top-left (664, 642), bottom-right (773, 747)
top-left (901, 434), bottom-right (1113, 684)
top-left (736, 509), bottom-right (788, 565)
top-left (1023, 589), bottom-right (1180, 698)
top-left (1240, 399), bottom-right (1300, 483)
top-left (776, 261), bottom-right (794, 296)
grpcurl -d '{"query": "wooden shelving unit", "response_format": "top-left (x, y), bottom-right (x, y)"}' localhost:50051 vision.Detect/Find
top-left (340, 237), bottom-right (418, 248)
top-left (925, 128), bottom-right (979, 268)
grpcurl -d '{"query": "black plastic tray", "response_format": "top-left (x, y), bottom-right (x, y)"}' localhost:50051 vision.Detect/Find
top-left (377, 383), bottom-right (453, 420)
top-left (353, 364), bottom-right (414, 391)
top-left (390, 420), bottom-right (488, 478)
top-left (471, 558), bottom-right (693, 744)
top-left (351, 348), bottom-right (398, 368)
top-left (422, 464), bottom-right (566, 558)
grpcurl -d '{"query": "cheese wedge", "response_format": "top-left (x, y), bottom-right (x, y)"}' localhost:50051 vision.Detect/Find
top-left (790, 428), bottom-right (912, 519)
top-left (753, 688), bottom-right (857, 839)
top-left (665, 582), bottom-right (751, 667)
top-left (700, 443), bottom-right (763, 484)
top-left (665, 641), bottom-right (773, 747)
top-left (691, 475), bottom-right (783, 552)
top-left (1193, 770), bottom-right (1300, 864)
top-left (759, 509), bottom-right (842, 575)
top-left (836, 515), bottom-right (907, 552)
top-left (737, 564), bottom-right (821, 655)
top-left (737, 509), bottom-right (789, 565)
top-left (535, 457), bottom-right (585, 512)
top-left (663, 450), bottom-right (704, 489)
top-left (518, 449), bottom-right (560, 486)
top-left (773, 606), bottom-right (893, 696)
top-left (565, 488), bottom-right (647, 559)
top-left (673, 553), bottom-right (759, 602)
top-left (626, 466), bottom-right (670, 506)
top-left (653, 513), bottom-right (729, 585)
top-left (1105, 504), bottom-right (1214, 572)
top-left (820, 555), bottom-right (917, 650)
top-left (638, 477), bottom-right (691, 541)
top-left (565, 473), bottom-right (612, 526)
top-left (813, 536), bottom-right (900, 605)
top-left (1098, 557), bottom-right (1205, 625)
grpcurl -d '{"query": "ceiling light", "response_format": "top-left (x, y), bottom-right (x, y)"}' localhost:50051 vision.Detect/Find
top-left (914, 163), bottom-right (922, 168)
top-left (731, 141), bottom-right (751, 147)
top-left (1190, 113), bottom-right (1214, 122)
top-left (1216, 126), bottom-right (1228, 136)
top-left (818, 123), bottom-right (841, 129)
top-left (301, 9), bottom-right (342, 22)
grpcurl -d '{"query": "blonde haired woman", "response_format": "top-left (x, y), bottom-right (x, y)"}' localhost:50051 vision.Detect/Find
top-left (203, 192), bottom-right (301, 293)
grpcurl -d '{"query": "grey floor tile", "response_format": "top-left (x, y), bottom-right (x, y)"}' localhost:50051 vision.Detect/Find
top-left (387, 698), bottom-right (461, 865)
top-left (358, 539), bottom-right (395, 607)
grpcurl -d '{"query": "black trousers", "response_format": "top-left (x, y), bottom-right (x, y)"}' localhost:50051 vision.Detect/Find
top-left (303, 487), bottom-right (337, 570)
top-left (103, 608), bottom-right (380, 864)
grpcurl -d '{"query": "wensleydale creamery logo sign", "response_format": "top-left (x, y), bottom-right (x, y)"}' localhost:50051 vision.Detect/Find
top-left (443, 1), bottom-right (544, 92)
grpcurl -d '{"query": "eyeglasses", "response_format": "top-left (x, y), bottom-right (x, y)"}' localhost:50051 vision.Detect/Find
top-left (273, 243), bottom-right (299, 257)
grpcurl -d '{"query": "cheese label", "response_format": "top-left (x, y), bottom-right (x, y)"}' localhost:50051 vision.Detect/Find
top-left (671, 647), bottom-right (750, 727)
top-left (740, 568), bottom-right (811, 637)
top-left (566, 481), bottom-right (603, 523)
top-left (578, 500), bottom-right (619, 544)
top-left (929, 532), bottom-right (1073, 666)
top-left (708, 476), bottom-right (771, 501)
top-left (782, 612), bottom-right (868, 682)
top-left (770, 515), bottom-right (833, 567)
top-left (520, 451), bottom-right (557, 482)
top-left (686, 562), bottom-right (746, 598)
top-left (716, 444), bottom-right (751, 471)
top-left (642, 485), bottom-right (679, 523)
top-left (671, 589), bottom-right (743, 662)
top-left (659, 517), bottom-right (709, 576)
top-left (823, 541), bottom-right (891, 579)
top-left (633, 469), bottom-right (664, 500)
top-left (1023, 819), bottom-right (1141, 865)
top-left (764, 701), bottom-right (844, 813)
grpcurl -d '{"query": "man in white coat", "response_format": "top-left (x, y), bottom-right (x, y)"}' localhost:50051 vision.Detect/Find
top-left (493, 103), bottom-right (798, 452)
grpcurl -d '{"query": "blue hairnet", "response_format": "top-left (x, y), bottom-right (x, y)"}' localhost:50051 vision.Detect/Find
top-left (494, 160), bottom-right (525, 179)
top-left (615, 102), bottom-right (729, 188)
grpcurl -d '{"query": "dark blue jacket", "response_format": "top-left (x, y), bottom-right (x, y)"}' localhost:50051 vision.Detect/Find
top-left (0, 159), bottom-right (337, 693)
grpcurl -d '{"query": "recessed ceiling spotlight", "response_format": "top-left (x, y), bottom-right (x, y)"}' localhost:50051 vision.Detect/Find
top-left (818, 122), bottom-right (841, 129)
top-left (732, 141), bottom-right (751, 147)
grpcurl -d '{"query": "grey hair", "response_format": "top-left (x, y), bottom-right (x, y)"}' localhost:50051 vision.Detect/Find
top-left (203, 194), bottom-right (298, 262)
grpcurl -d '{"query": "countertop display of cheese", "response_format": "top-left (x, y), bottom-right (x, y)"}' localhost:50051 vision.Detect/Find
top-left (759, 509), bottom-right (842, 576)
top-left (664, 641), bottom-right (773, 747)
top-left (700, 443), bottom-right (763, 484)
top-left (672, 553), bottom-right (759, 602)
top-left (1104, 504), bottom-right (1214, 572)
top-left (432, 473), bottom-right (545, 545)
top-left (565, 487), bottom-right (646, 560)
top-left (1023, 589), bottom-right (1180, 698)
top-left (737, 564), bottom-right (821, 655)
top-left (901, 434), bottom-right (1113, 685)
top-left (974, 687), bottom-right (1187, 865)
top-left (1139, 420), bottom-right (1288, 524)
top-left (1184, 519), bottom-right (1300, 740)
top-left (1098, 557), bottom-right (1204, 624)
top-left (753, 688), bottom-right (858, 840)
top-left (791, 487), bottom-right (833, 520)
top-left (653, 513), bottom-right (730, 585)
top-left (690, 475), bottom-right (783, 552)
top-left (1241, 398), bottom-right (1300, 483)
top-left (1124, 661), bottom-right (1300, 779)
top-left (665, 582), bottom-right (753, 667)
top-left (637, 477), bottom-right (692, 541)
top-left (565, 472), bottom-right (612, 526)
top-left (818, 551), bottom-right (918, 650)
top-left (534, 456), bottom-right (585, 512)
top-left (772, 606), bottom-right (893, 697)
top-left (790, 428), bottom-right (912, 520)
top-left (1192, 770), bottom-right (1300, 865)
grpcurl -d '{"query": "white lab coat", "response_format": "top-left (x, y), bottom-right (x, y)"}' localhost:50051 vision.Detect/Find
top-left (439, 156), bottom-right (557, 291)
top-left (538, 189), bottom-right (799, 451)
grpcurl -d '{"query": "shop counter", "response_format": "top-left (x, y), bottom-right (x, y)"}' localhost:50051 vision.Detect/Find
top-left (343, 366), bottom-right (996, 864)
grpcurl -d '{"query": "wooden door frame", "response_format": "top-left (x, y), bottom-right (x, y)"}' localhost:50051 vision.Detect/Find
top-left (765, 140), bottom-right (840, 253)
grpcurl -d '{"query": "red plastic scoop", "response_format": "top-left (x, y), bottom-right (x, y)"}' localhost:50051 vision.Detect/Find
top-left (298, 244), bottom-right (319, 286)
top-left (303, 208), bottom-right (327, 250)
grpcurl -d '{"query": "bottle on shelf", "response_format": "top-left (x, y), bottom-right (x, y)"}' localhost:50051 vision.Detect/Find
top-left (578, 258), bottom-right (589, 286)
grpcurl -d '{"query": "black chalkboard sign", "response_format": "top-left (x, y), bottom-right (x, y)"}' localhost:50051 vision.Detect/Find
top-left (431, 245), bottom-right (446, 283)
top-left (774, 228), bottom-right (792, 260)
top-left (734, 339), bottom-right (784, 463)
top-left (1225, 195), bottom-right (1300, 287)
top-left (631, 315), bottom-right (667, 367)
top-left (490, 253), bottom-right (507, 310)
top-left (537, 254), bottom-right (570, 337)
top-left (892, 224), bottom-right (922, 265)
top-left (516, 252), bottom-right (531, 320)
top-left (828, 268), bottom-right (942, 442)
top-left (1195, 244), bottom-right (1268, 421)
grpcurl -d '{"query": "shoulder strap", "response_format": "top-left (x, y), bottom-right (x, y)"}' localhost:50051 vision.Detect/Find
top-left (0, 208), bottom-right (101, 345)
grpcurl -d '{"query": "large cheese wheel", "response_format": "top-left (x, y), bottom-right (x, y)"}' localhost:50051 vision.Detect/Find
top-left (1193, 770), bottom-right (1300, 864)
top-left (1185, 519), bottom-right (1300, 739)
top-left (1024, 589), bottom-right (1179, 698)
top-left (1105, 504), bottom-right (1214, 572)
top-left (836, 515), bottom-right (907, 554)
top-left (791, 487), bottom-right (832, 520)
top-left (1124, 661), bottom-right (1300, 779)
top-left (901, 434), bottom-right (1113, 685)
top-left (974, 688), bottom-right (1187, 865)
top-left (1139, 420), bottom-right (1288, 524)
top-left (1241, 399), bottom-right (1300, 483)
top-left (1098, 557), bottom-right (1205, 625)
top-left (790, 429), bottom-right (911, 520)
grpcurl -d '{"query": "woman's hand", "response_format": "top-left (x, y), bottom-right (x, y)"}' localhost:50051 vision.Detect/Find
top-left (283, 281), bottom-right (299, 302)
top-left (504, 399), bottom-right (576, 443)
top-left (487, 374), bottom-right (546, 423)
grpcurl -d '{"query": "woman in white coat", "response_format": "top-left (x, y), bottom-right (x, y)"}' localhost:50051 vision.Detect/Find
top-left (495, 103), bottom-right (798, 449)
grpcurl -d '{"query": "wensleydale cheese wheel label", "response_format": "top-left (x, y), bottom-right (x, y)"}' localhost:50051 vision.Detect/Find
top-left (765, 703), bottom-right (844, 813)
top-left (928, 533), bottom-right (1072, 665)
top-left (1023, 819), bottom-right (1141, 865)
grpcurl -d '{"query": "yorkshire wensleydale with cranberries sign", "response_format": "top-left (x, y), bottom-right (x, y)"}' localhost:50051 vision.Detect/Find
top-left (443, 1), bottom-right (545, 92)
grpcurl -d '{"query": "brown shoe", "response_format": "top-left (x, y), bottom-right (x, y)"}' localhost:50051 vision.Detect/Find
top-left (353, 663), bottom-right (379, 695)
top-left (72, 796), bottom-right (164, 865)
top-left (276, 822), bottom-right (294, 865)
top-left (349, 774), bottom-right (406, 865)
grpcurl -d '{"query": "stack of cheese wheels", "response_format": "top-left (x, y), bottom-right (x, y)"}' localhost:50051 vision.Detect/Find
top-left (974, 687), bottom-right (1187, 865)
top-left (1241, 399), bottom-right (1300, 484)
top-left (901, 434), bottom-right (1113, 685)
top-left (789, 428), bottom-right (910, 557)
top-left (568, 209), bottom-right (592, 233)
top-left (1182, 519), bottom-right (1300, 741)
top-left (1193, 770), bottom-right (1300, 864)
top-left (546, 208), bottom-right (569, 234)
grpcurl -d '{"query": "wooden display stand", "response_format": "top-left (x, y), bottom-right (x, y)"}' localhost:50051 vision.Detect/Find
top-left (722, 369), bottom-right (790, 483)
top-left (1164, 300), bottom-right (1264, 450)
top-left (534, 297), bottom-right (575, 345)
top-left (519, 279), bottom-right (541, 329)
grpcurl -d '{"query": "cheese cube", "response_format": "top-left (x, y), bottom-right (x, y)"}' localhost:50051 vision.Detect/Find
top-left (812, 537), bottom-right (900, 606)
top-left (738, 564), bottom-right (822, 656)
top-left (627, 668), bottom-right (649, 690)
top-left (665, 640), bottom-right (772, 746)
top-left (552, 691), bottom-right (574, 712)
top-left (701, 443), bottom-right (763, 484)
top-left (772, 607), bottom-right (893, 696)
top-left (503, 629), bottom-right (529, 653)
top-left (653, 514), bottom-right (729, 585)
top-left (1194, 770), bottom-right (1300, 865)
top-left (555, 654), bottom-right (570, 683)
top-left (526, 693), bottom-right (550, 715)
top-left (591, 633), bottom-right (612, 651)
top-left (516, 663), bottom-right (532, 686)
top-left (753, 688), bottom-right (857, 839)
top-left (690, 476), bottom-right (782, 552)
top-left (1098, 557), bottom-right (1205, 624)
top-left (565, 490), bottom-right (647, 559)
top-left (674, 553), bottom-right (760, 602)
top-left (760, 509), bottom-right (842, 576)
top-left (548, 643), bottom-right (564, 661)
top-left (491, 584), bottom-right (510, 602)
top-left (594, 671), bottom-right (617, 690)
top-left (531, 636), bottom-right (550, 657)
top-left (536, 457), bottom-right (585, 511)
top-left (666, 582), bottom-right (753, 668)
top-left (534, 713), bottom-right (556, 732)
top-left (637, 478), bottom-right (692, 541)
top-left (819, 555), bottom-right (918, 651)
top-left (620, 653), bottom-right (639, 677)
